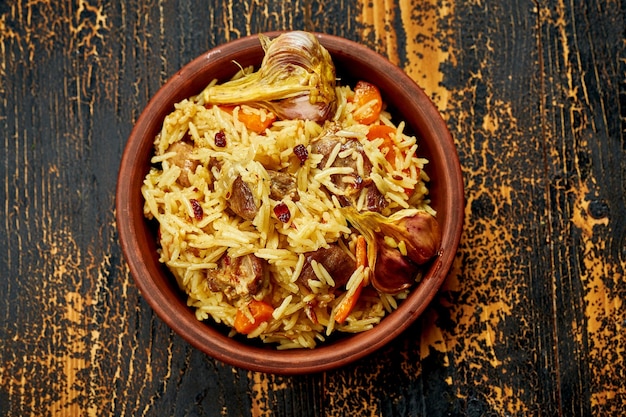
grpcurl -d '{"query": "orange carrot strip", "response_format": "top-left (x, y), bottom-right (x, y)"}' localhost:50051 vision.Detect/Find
top-left (335, 236), bottom-right (367, 324)
top-left (366, 124), bottom-right (395, 141)
top-left (367, 124), bottom-right (415, 195)
top-left (237, 109), bottom-right (276, 134)
top-left (352, 81), bottom-right (383, 124)
top-left (219, 105), bottom-right (276, 134)
top-left (355, 235), bottom-right (367, 268)
top-left (234, 299), bottom-right (275, 335)
top-left (367, 124), bottom-right (397, 165)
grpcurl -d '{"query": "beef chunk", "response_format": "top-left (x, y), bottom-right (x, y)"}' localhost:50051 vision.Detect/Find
top-left (310, 135), bottom-right (387, 212)
top-left (228, 176), bottom-right (259, 220)
top-left (167, 141), bottom-right (201, 187)
top-left (206, 253), bottom-right (265, 298)
top-left (298, 244), bottom-right (356, 288)
top-left (268, 170), bottom-right (298, 201)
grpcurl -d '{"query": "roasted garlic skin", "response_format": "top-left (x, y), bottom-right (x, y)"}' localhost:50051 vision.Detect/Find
top-left (203, 31), bottom-right (337, 123)
top-left (342, 208), bottom-right (442, 294)
top-left (371, 235), bottom-right (419, 294)
top-left (377, 211), bottom-right (441, 265)
top-left (371, 212), bottom-right (441, 293)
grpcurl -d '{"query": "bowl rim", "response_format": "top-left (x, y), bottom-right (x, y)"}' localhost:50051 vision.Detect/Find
top-left (116, 31), bottom-right (464, 374)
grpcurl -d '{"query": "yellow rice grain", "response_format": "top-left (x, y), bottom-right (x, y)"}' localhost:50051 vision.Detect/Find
top-left (323, 142), bottom-right (342, 169)
top-left (291, 254), bottom-right (306, 283)
top-left (272, 295), bottom-right (293, 320)
top-left (310, 260), bottom-right (336, 287)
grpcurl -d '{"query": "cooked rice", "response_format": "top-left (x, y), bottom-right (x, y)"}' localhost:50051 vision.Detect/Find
top-left (142, 76), bottom-right (433, 349)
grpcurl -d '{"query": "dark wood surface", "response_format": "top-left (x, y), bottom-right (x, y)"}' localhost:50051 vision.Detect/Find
top-left (1, 1), bottom-right (625, 415)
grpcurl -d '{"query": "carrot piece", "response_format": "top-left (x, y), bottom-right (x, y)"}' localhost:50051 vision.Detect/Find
top-left (367, 124), bottom-right (397, 165)
top-left (367, 124), bottom-right (415, 195)
top-left (237, 109), bottom-right (276, 134)
top-left (366, 124), bottom-right (395, 141)
top-left (234, 300), bottom-right (275, 334)
top-left (335, 236), bottom-right (367, 324)
top-left (219, 105), bottom-right (276, 134)
top-left (352, 81), bottom-right (383, 124)
top-left (355, 234), bottom-right (367, 268)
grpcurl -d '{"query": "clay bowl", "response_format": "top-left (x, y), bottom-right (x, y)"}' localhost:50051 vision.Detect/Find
top-left (116, 32), bottom-right (464, 374)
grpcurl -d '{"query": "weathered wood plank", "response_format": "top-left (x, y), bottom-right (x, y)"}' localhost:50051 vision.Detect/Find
top-left (0, 0), bottom-right (624, 416)
top-left (538, 0), bottom-right (626, 412)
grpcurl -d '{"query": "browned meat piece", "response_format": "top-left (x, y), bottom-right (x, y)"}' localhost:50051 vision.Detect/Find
top-left (206, 253), bottom-right (265, 298)
top-left (310, 136), bottom-right (343, 168)
top-left (268, 170), bottom-right (298, 200)
top-left (371, 236), bottom-right (419, 294)
top-left (167, 141), bottom-right (200, 187)
top-left (228, 176), bottom-right (259, 220)
top-left (310, 136), bottom-right (387, 212)
top-left (311, 137), bottom-right (373, 178)
top-left (207, 156), bottom-right (223, 172)
top-left (366, 186), bottom-right (387, 212)
top-left (204, 157), bottom-right (223, 192)
top-left (298, 244), bottom-right (356, 289)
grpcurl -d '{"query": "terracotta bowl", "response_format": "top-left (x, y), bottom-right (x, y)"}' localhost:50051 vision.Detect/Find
top-left (116, 32), bottom-right (464, 374)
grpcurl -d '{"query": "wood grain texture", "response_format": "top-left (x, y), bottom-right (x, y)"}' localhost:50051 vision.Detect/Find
top-left (1, 0), bottom-right (624, 416)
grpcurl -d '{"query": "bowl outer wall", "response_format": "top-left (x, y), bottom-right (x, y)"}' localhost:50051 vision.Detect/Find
top-left (116, 32), bottom-right (464, 374)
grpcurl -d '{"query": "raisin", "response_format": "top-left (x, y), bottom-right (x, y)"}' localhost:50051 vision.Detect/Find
top-left (190, 199), bottom-right (203, 220)
top-left (273, 202), bottom-right (291, 223)
top-left (293, 144), bottom-right (308, 164)
top-left (214, 131), bottom-right (227, 147)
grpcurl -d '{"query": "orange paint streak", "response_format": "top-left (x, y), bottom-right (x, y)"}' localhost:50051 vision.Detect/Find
top-left (570, 182), bottom-right (624, 408)
top-left (357, 0), bottom-right (454, 110)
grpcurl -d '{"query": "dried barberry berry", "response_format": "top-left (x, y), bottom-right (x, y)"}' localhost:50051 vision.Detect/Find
top-left (293, 144), bottom-right (308, 164)
top-left (273, 202), bottom-right (291, 223)
top-left (190, 199), bottom-right (203, 220)
top-left (214, 131), bottom-right (227, 147)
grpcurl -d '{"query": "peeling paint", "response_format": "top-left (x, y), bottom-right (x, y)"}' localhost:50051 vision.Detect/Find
top-left (571, 183), bottom-right (625, 408)
top-left (356, 0), bottom-right (455, 109)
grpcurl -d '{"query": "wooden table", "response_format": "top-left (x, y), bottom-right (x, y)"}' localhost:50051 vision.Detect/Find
top-left (2, 1), bottom-right (624, 415)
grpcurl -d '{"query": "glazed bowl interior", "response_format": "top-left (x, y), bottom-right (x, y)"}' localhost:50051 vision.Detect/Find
top-left (116, 32), bottom-right (464, 374)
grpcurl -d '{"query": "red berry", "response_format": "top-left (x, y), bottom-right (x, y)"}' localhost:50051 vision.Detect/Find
top-left (190, 199), bottom-right (203, 220)
top-left (214, 131), bottom-right (227, 147)
top-left (273, 202), bottom-right (291, 223)
top-left (293, 144), bottom-right (308, 164)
